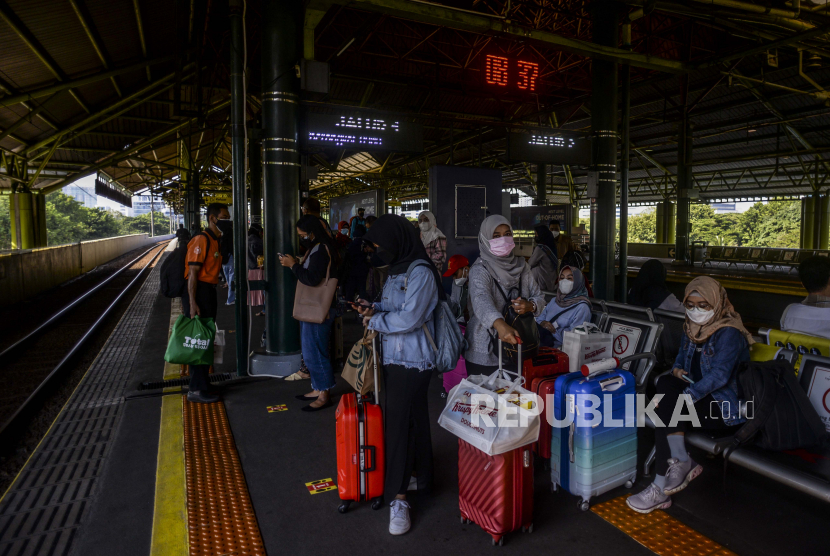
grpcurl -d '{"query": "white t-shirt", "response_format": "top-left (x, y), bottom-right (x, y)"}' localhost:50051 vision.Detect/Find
top-left (781, 303), bottom-right (830, 339)
top-left (657, 293), bottom-right (685, 313)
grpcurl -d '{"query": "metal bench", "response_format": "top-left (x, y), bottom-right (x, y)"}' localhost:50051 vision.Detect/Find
top-left (757, 248), bottom-right (783, 271)
top-left (702, 246), bottom-right (725, 268)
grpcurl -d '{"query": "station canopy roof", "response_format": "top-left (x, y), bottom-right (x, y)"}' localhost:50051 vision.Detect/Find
top-left (1, 0), bottom-right (829, 208)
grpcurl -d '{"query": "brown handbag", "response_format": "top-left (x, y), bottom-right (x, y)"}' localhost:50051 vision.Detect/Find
top-left (292, 244), bottom-right (338, 324)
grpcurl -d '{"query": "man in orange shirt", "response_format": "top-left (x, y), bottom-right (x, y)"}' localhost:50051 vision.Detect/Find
top-left (182, 202), bottom-right (230, 403)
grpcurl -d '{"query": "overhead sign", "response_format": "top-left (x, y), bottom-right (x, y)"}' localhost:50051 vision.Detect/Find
top-left (511, 204), bottom-right (570, 233)
top-left (482, 53), bottom-right (541, 95)
top-left (203, 192), bottom-right (233, 204)
top-left (508, 131), bottom-right (591, 165)
top-left (304, 113), bottom-right (423, 152)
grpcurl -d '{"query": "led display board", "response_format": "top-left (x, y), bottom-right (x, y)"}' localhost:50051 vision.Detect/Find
top-left (482, 53), bottom-right (540, 94)
top-left (304, 113), bottom-right (423, 152)
top-left (507, 130), bottom-right (591, 165)
top-left (511, 204), bottom-right (571, 233)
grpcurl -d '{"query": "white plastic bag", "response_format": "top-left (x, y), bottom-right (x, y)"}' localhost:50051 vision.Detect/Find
top-left (214, 329), bottom-right (225, 365)
top-left (438, 342), bottom-right (540, 455)
top-left (562, 322), bottom-right (613, 373)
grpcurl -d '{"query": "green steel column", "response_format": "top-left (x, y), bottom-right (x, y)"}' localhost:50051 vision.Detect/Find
top-left (801, 195), bottom-right (816, 249)
top-left (667, 201), bottom-right (676, 244)
top-left (10, 193), bottom-right (35, 249)
top-left (590, 0), bottom-right (620, 300)
top-left (537, 163), bottom-right (546, 207)
top-left (230, 0), bottom-right (249, 376)
top-left (674, 105), bottom-right (692, 263)
top-left (619, 20), bottom-right (632, 302)
top-left (656, 201), bottom-right (665, 244)
top-left (819, 194), bottom-right (829, 250)
top-left (255, 0), bottom-right (301, 372)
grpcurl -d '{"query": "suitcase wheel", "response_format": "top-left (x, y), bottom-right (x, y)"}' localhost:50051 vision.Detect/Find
top-left (440, 391), bottom-right (448, 399)
top-left (338, 501), bottom-right (351, 514)
top-left (521, 524), bottom-right (534, 534)
top-left (460, 516), bottom-right (468, 525)
top-left (625, 480), bottom-right (633, 489)
top-left (578, 499), bottom-right (590, 512)
top-left (371, 497), bottom-right (384, 510)
top-left (491, 536), bottom-right (504, 546)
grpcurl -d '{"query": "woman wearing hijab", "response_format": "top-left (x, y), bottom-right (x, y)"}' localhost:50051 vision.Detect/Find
top-left (465, 215), bottom-right (546, 374)
top-left (627, 276), bottom-right (752, 514)
top-left (535, 265), bottom-right (591, 347)
top-left (278, 215), bottom-right (341, 411)
top-left (529, 224), bottom-right (560, 292)
top-left (417, 210), bottom-right (447, 273)
top-left (343, 224), bottom-right (370, 303)
top-left (628, 259), bottom-right (684, 312)
top-left (335, 220), bottom-right (352, 249)
top-left (354, 215), bottom-right (441, 536)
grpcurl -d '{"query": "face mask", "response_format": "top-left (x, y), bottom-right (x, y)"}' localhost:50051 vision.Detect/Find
top-left (419, 222), bottom-right (431, 232)
top-left (340, 229), bottom-right (349, 235)
top-left (686, 307), bottom-right (714, 324)
top-left (454, 277), bottom-right (468, 286)
top-left (551, 230), bottom-right (560, 238)
top-left (559, 279), bottom-right (574, 295)
top-left (299, 236), bottom-right (314, 249)
top-left (489, 236), bottom-right (515, 257)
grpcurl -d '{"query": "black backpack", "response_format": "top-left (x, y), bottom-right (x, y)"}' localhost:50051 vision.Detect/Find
top-left (160, 233), bottom-right (205, 298)
top-left (488, 268), bottom-right (540, 364)
top-left (725, 359), bottom-right (827, 457)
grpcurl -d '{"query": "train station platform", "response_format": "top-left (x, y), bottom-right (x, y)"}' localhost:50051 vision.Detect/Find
top-left (1, 246), bottom-right (829, 556)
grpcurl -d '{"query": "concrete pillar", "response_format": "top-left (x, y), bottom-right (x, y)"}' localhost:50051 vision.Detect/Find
top-left (656, 201), bottom-right (676, 244)
top-left (230, 0), bottom-right (249, 376)
top-left (9, 192), bottom-right (47, 249)
top-left (249, 123), bottom-right (263, 225)
top-left (590, 0), bottom-right (621, 300)
top-left (250, 0), bottom-right (302, 376)
top-left (802, 196), bottom-right (816, 249)
top-left (619, 21), bottom-right (632, 302)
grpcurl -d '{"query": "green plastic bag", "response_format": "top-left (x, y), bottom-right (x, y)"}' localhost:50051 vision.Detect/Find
top-left (164, 315), bottom-right (216, 366)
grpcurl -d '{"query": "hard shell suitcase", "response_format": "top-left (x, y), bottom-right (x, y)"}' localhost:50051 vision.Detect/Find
top-left (550, 369), bottom-right (637, 511)
top-left (522, 347), bottom-right (569, 386)
top-left (336, 336), bottom-right (385, 513)
top-left (457, 341), bottom-right (534, 546)
top-left (530, 376), bottom-right (559, 459)
top-left (442, 355), bottom-right (468, 398)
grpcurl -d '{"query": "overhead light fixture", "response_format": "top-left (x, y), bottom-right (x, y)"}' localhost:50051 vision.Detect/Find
top-left (748, 128), bottom-right (756, 132)
top-left (337, 38), bottom-right (355, 57)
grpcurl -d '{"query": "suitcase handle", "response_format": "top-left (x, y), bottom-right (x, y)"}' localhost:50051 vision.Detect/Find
top-left (371, 334), bottom-right (380, 404)
top-left (362, 445), bottom-right (376, 472)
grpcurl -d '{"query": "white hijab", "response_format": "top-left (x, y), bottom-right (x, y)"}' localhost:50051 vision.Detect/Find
top-left (418, 210), bottom-right (445, 247)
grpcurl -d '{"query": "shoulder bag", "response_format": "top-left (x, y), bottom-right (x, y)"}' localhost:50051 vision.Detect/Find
top-left (293, 245), bottom-right (339, 324)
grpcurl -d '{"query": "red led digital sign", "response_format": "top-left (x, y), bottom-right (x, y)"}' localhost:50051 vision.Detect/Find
top-left (483, 54), bottom-right (540, 94)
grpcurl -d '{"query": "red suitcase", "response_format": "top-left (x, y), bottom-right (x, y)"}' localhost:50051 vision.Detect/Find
top-left (458, 440), bottom-right (534, 546)
top-left (530, 376), bottom-right (559, 459)
top-left (522, 347), bottom-right (568, 385)
top-left (458, 341), bottom-right (534, 546)
top-left (336, 336), bottom-right (385, 513)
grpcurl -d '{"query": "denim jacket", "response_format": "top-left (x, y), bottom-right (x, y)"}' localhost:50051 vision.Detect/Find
top-left (673, 326), bottom-right (750, 426)
top-left (367, 264), bottom-right (438, 371)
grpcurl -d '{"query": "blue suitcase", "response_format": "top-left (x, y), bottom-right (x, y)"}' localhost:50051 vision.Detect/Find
top-left (550, 369), bottom-right (637, 511)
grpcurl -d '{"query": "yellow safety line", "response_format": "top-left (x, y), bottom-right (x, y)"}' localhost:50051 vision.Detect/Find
top-left (591, 495), bottom-right (737, 556)
top-left (150, 297), bottom-right (188, 556)
top-left (627, 269), bottom-right (806, 297)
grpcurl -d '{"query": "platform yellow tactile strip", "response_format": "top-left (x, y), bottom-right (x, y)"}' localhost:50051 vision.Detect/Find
top-left (591, 496), bottom-right (737, 556)
top-left (183, 398), bottom-right (265, 556)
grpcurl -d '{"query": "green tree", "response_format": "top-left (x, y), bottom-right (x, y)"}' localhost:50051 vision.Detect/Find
top-left (0, 196), bottom-right (11, 250)
top-left (119, 211), bottom-right (171, 235)
top-left (626, 208), bottom-right (656, 243)
top-left (737, 201), bottom-right (800, 248)
top-left (44, 192), bottom-right (127, 246)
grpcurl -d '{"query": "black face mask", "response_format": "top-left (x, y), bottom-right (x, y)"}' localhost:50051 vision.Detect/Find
top-left (375, 246), bottom-right (394, 265)
top-left (299, 236), bottom-right (314, 249)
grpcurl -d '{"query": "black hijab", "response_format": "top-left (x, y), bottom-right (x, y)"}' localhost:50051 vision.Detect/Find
top-left (628, 258), bottom-right (672, 310)
top-left (534, 224), bottom-right (559, 259)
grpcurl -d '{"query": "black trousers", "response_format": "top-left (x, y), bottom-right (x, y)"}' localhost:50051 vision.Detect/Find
top-left (653, 375), bottom-right (738, 475)
top-left (383, 364), bottom-right (433, 502)
top-left (464, 361), bottom-right (499, 376)
top-left (181, 281), bottom-right (218, 393)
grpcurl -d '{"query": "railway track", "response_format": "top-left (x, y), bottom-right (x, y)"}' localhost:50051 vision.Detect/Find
top-left (0, 242), bottom-right (168, 453)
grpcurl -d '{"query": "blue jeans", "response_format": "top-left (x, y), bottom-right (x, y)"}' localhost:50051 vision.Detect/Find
top-left (223, 255), bottom-right (235, 304)
top-left (300, 309), bottom-right (335, 392)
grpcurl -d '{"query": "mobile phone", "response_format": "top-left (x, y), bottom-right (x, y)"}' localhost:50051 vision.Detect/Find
top-left (277, 253), bottom-right (284, 258)
top-left (681, 374), bottom-right (695, 384)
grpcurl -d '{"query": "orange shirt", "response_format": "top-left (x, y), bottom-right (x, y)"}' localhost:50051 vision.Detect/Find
top-left (185, 230), bottom-right (223, 284)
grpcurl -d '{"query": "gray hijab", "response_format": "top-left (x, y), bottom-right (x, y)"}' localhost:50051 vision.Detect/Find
top-left (477, 214), bottom-right (525, 288)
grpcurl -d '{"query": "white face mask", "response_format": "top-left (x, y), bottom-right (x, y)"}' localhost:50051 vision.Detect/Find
top-left (454, 277), bottom-right (467, 286)
top-left (559, 279), bottom-right (574, 295)
top-left (686, 307), bottom-right (714, 324)
top-left (551, 230), bottom-right (560, 238)
top-left (419, 222), bottom-right (430, 232)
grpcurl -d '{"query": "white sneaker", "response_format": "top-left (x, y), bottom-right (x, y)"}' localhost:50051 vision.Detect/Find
top-left (407, 475), bottom-right (418, 491)
top-left (626, 483), bottom-right (672, 514)
top-left (663, 456), bottom-right (702, 495)
top-left (389, 500), bottom-right (411, 535)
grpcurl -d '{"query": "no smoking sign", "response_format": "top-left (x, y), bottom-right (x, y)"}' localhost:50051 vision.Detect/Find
top-left (614, 335), bottom-right (629, 355)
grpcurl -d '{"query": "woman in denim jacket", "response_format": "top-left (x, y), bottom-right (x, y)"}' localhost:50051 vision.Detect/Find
top-left (628, 276), bottom-right (752, 514)
top-left (356, 215), bottom-right (441, 536)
